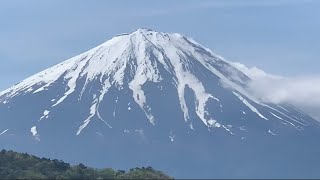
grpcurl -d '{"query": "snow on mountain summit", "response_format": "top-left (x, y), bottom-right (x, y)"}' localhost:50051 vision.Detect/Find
top-left (0, 28), bottom-right (245, 96)
top-left (1, 29), bottom-right (320, 179)
top-left (0, 28), bottom-right (314, 136)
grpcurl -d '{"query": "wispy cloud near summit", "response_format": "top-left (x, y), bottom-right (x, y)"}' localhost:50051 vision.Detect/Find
top-left (231, 62), bottom-right (320, 120)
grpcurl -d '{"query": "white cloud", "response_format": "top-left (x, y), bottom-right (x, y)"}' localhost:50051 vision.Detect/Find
top-left (231, 62), bottom-right (320, 121)
top-left (230, 62), bottom-right (281, 80)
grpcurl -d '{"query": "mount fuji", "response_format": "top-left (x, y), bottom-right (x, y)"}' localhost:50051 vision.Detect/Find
top-left (1, 28), bottom-right (320, 178)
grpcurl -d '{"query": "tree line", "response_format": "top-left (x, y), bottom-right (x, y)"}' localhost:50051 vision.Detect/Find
top-left (0, 149), bottom-right (172, 179)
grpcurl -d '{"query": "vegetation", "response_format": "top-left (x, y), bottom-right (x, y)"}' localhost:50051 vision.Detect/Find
top-left (0, 149), bottom-right (172, 179)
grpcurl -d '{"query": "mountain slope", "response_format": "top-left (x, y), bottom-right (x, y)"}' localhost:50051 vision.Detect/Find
top-left (0, 28), bottom-right (319, 178)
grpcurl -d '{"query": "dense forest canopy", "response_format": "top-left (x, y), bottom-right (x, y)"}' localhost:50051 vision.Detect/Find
top-left (0, 149), bottom-right (172, 179)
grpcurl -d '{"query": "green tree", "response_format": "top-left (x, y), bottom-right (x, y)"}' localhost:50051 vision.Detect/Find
top-left (0, 149), bottom-right (173, 179)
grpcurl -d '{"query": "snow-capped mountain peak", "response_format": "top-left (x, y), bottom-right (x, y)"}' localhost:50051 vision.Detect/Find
top-left (0, 29), bottom-right (315, 137)
top-left (1, 29), bottom-right (320, 179)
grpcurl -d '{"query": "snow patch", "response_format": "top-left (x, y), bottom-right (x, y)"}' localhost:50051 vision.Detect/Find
top-left (270, 112), bottom-right (283, 120)
top-left (208, 119), bottom-right (221, 128)
top-left (262, 104), bottom-right (306, 127)
top-left (30, 126), bottom-right (37, 136)
top-left (239, 126), bottom-right (246, 131)
top-left (277, 105), bottom-right (289, 112)
top-left (268, 129), bottom-right (276, 136)
top-left (39, 110), bottom-right (50, 121)
top-left (77, 102), bottom-right (97, 135)
top-left (189, 123), bottom-right (194, 130)
top-left (0, 129), bottom-right (9, 135)
top-left (222, 125), bottom-right (235, 135)
top-left (169, 135), bottom-right (175, 142)
top-left (169, 131), bottom-right (175, 142)
top-left (30, 126), bottom-right (40, 141)
top-left (233, 92), bottom-right (268, 120)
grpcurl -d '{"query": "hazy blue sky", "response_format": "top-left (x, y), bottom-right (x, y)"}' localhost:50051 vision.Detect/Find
top-left (0, 0), bottom-right (319, 91)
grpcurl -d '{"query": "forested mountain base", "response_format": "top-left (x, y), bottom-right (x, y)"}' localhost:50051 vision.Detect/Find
top-left (0, 150), bottom-right (172, 179)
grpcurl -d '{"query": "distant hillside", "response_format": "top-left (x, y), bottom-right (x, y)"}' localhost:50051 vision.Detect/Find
top-left (0, 149), bottom-right (172, 179)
